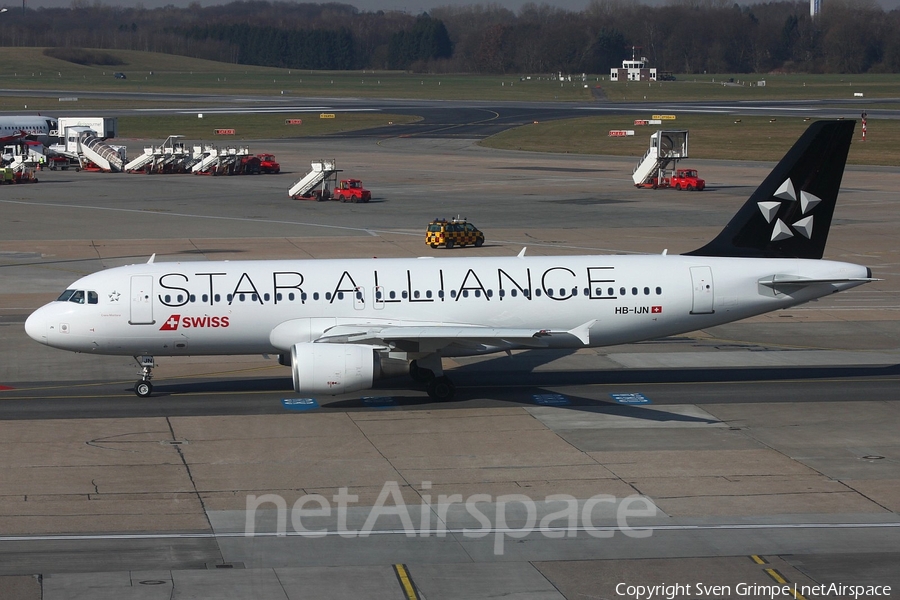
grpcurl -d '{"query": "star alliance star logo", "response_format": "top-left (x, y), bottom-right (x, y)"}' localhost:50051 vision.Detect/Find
top-left (758, 178), bottom-right (821, 242)
top-left (108, 291), bottom-right (121, 302)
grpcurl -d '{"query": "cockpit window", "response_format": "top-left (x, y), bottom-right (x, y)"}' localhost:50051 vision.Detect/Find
top-left (57, 290), bottom-right (94, 304)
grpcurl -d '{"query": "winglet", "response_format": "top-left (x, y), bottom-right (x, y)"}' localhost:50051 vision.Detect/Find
top-left (147, 253), bottom-right (156, 264)
top-left (567, 320), bottom-right (596, 346)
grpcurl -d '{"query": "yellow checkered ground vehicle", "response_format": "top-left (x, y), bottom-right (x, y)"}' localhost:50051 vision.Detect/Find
top-left (426, 218), bottom-right (485, 249)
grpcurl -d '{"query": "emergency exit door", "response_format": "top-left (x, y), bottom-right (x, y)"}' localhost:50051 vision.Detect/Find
top-left (130, 275), bottom-right (155, 324)
top-left (690, 266), bottom-right (715, 314)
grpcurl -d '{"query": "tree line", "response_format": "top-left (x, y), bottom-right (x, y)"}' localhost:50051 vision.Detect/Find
top-left (1, 0), bottom-right (898, 74)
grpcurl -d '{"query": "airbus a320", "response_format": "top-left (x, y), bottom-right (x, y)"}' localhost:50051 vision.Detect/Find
top-left (25, 120), bottom-right (875, 400)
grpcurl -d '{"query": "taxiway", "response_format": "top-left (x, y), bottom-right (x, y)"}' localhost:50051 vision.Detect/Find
top-left (0, 128), bottom-right (898, 599)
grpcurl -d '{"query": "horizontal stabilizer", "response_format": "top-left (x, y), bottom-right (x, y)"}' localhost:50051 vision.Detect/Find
top-left (759, 274), bottom-right (880, 288)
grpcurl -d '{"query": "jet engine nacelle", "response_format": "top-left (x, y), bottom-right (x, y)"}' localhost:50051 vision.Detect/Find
top-left (290, 343), bottom-right (408, 395)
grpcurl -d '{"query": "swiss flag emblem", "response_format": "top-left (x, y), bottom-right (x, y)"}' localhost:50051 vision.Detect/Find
top-left (651, 306), bottom-right (663, 314)
top-left (160, 315), bottom-right (181, 331)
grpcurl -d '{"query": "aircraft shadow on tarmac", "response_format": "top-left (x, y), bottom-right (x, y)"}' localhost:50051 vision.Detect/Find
top-left (131, 344), bottom-right (899, 418)
top-left (133, 377), bottom-right (719, 425)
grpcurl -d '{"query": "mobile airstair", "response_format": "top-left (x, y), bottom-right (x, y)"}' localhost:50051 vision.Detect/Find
top-left (124, 136), bottom-right (188, 174)
top-left (191, 146), bottom-right (219, 173)
top-left (123, 148), bottom-right (155, 172)
top-left (632, 130), bottom-right (689, 187)
top-left (79, 135), bottom-right (126, 172)
top-left (289, 159), bottom-right (340, 199)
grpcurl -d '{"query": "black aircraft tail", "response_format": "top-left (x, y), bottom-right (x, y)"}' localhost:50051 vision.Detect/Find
top-left (687, 119), bottom-right (855, 259)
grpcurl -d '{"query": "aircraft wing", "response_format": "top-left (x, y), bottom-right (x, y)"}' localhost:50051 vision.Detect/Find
top-left (313, 321), bottom-right (596, 353)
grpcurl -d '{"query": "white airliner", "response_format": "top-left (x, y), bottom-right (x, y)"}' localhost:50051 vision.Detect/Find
top-left (25, 120), bottom-right (875, 400)
top-left (0, 115), bottom-right (58, 145)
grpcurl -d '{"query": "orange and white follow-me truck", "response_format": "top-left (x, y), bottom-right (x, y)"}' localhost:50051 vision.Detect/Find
top-left (638, 168), bottom-right (705, 191)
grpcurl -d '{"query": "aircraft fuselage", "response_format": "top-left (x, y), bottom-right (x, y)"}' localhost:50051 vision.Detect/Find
top-left (25, 253), bottom-right (869, 357)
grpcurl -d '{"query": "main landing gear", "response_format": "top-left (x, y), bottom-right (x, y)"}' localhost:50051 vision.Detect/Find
top-left (134, 355), bottom-right (155, 397)
top-left (409, 356), bottom-right (456, 401)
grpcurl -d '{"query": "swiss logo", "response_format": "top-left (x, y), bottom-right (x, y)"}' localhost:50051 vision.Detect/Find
top-left (159, 315), bottom-right (230, 331)
top-left (160, 315), bottom-right (181, 331)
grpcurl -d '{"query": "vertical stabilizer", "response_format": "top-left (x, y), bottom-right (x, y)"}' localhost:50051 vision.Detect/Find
top-left (686, 120), bottom-right (854, 259)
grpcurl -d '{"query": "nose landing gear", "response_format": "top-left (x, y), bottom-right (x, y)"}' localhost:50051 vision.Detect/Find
top-left (134, 355), bottom-right (155, 397)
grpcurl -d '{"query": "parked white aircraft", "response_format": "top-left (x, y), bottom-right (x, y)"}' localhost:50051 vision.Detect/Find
top-left (0, 115), bottom-right (58, 145)
top-left (25, 120), bottom-right (875, 400)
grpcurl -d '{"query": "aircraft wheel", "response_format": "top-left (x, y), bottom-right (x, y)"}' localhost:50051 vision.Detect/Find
top-left (409, 360), bottom-right (434, 383)
top-left (426, 376), bottom-right (455, 401)
top-left (135, 381), bottom-right (153, 398)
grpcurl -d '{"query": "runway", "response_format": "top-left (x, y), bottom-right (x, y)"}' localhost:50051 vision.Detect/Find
top-left (0, 127), bottom-right (898, 598)
top-left (6, 88), bottom-right (900, 137)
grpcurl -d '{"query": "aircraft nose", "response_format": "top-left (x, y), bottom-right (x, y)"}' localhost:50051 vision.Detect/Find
top-left (25, 307), bottom-right (49, 345)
